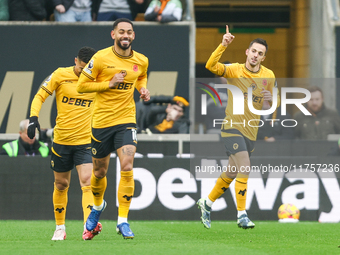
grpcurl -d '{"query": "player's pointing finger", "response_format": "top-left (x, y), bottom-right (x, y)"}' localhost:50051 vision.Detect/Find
top-left (226, 25), bottom-right (229, 34)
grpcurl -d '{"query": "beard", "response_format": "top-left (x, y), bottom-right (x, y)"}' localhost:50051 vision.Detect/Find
top-left (309, 105), bottom-right (322, 114)
top-left (117, 38), bottom-right (132, 50)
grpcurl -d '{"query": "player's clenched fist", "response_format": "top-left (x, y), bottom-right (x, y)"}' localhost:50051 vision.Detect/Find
top-left (109, 73), bottom-right (125, 89)
top-left (261, 88), bottom-right (273, 102)
top-left (222, 25), bottom-right (235, 47)
top-left (27, 116), bottom-right (40, 139)
top-left (139, 87), bottom-right (150, 102)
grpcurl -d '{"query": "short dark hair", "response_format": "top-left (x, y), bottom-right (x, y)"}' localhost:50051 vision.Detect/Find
top-left (113, 18), bottom-right (134, 30)
top-left (249, 38), bottom-right (268, 54)
top-left (307, 86), bottom-right (323, 96)
top-left (77, 46), bottom-right (96, 63)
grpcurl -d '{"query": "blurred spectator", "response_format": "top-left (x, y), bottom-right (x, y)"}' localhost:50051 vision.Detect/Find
top-left (144, 0), bottom-right (182, 23)
top-left (9, 0), bottom-right (47, 21)
top-left (53, 0), bottom-right (92, 22)
top-left (92, 0), bottom-right (145, 21)
top-left (45, 0), bottom-right (55, 20)
top-left (0, 0), bottom-right (9, 20)
top-left (294, 86), bottom-right (340, 140)
top-left (137, 95), bottom-right (189, 134)
top-left (0, 119), bottom-right (49, 157)
top-left (257, 101), bottom-right (294, 142)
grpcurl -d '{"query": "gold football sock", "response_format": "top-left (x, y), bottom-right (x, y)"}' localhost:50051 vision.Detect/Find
top-left (235, 177), bottom-right (248, 211)
top-left (118, 170), bottom-right (134, 218)
top-left (91, 171), bottom-right (107, 206)
top-left (53, 183), bottom-right (69, 226)
top-left (81, 185), bottom-right (93, 224)
top-left (208, 172), bottom-right (233, 202)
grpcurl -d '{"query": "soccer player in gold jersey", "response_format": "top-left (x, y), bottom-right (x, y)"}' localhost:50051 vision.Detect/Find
top-left (197, 25), bottom-right (279, 229)
top-left (27, 47), bottom-right (102, 241)
top-left (77, 18), bottom-right (150, 239)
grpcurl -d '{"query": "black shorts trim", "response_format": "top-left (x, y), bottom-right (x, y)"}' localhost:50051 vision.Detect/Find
top-left (91, 123), bottom-right (137, 158)
top-left (51, 142), bottom-right (92, 172)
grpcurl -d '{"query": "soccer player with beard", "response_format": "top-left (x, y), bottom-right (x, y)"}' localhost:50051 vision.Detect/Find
top-left (197, 25), bottom-right (279, 230)
top-left (77, 18), bottom-right (150, 239)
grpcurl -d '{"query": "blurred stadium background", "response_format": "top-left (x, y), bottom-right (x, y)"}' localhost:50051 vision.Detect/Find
top-left (0, 0), bottom-right (340, 224)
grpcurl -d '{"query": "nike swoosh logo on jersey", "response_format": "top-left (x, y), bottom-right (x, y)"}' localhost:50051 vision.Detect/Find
top-left (28, 123), bottom-right (34, 127)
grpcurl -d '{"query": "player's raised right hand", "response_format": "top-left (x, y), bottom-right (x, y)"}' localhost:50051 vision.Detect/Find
top-left (27, 116), bottom-right (40, 139)
top-left (222, 25), bottom-right (235, 47)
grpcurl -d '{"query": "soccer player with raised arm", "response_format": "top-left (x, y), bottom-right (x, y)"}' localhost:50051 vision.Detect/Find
top-left (27, 47), bottom-right (102, 241)
top-left (197, 25), bottom-right (279, 229)
top-left (77, 18), bottom-right (150, 239)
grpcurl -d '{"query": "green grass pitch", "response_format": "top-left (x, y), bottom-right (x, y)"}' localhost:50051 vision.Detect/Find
top-left (0, 220), bottom-right (339, 255)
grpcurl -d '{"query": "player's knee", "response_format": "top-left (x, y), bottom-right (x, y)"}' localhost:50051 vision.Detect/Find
top-left (93, 168), bottom-right (107, 179)
top-left (93, 162), bottom-right (108, 178)
top-left (79, 175), bottom-right (91, 187)
top-left (55, 180), bottom-right (69, 190)
top-left (120, 162), bottom-right (133, 172)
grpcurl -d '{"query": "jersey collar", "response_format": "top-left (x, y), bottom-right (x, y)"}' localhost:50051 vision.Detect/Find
top-left (244, 63), bottom-right (261, 74)
top-left (112, 46), bottom-right (134, 59)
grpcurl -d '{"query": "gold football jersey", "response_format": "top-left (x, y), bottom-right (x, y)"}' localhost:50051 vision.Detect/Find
top-left (206, 44), bottom-right (280, 141)
top-left (30, 66), bottom-right (95, 145)
top-left (77, 46), bottom-right (149, 129)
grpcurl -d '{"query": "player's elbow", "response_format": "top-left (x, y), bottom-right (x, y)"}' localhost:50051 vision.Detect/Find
top-left (205, 62), bottom-right (215, 73)
top-left (76, 83), bottom-right (85, 93)
top-left (206, 64), bottom-right (219, 76)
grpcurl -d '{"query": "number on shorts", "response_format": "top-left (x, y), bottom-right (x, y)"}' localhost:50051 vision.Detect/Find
top-left (132, 128), bottom-right (137, 143)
